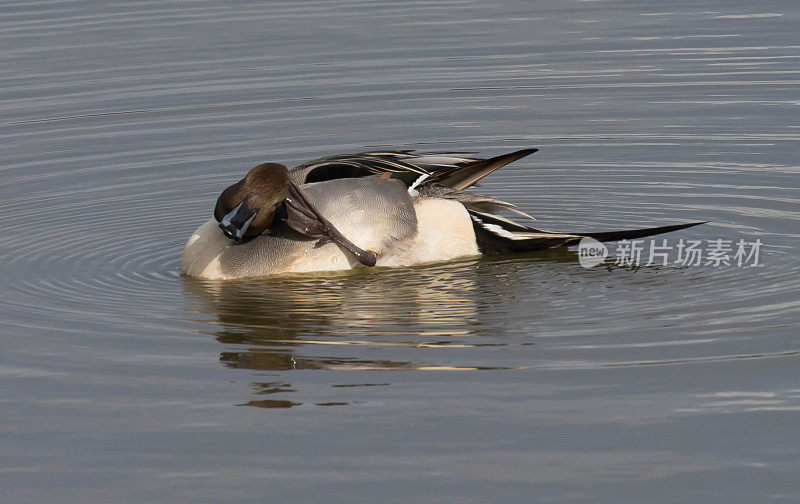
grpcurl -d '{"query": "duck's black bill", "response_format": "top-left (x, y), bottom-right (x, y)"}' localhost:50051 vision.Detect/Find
top-left (218, 201), bottom-right (257, 241)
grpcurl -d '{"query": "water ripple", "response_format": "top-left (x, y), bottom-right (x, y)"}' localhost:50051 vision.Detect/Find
top-left (1, 0), bottom-right (799, 375)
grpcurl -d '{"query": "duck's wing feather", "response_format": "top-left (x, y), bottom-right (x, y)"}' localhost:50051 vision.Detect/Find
top-left (418, 185), bottom-right (539, 223)
top-left (423, 148), bottom-right (538, 190)
top-left (290, 148), bottom-right (539, 189)
top-left (292, 151), bottom-right (430, 186)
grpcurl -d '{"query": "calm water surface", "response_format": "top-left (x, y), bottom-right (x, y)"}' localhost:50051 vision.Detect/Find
top-left (2, 1), bottom-right (800, 502)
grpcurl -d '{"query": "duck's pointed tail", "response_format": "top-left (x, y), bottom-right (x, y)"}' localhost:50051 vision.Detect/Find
top-left (471, 214), bottom-right (706, 254)
top-left (572, 221), bottom-right (708, 244)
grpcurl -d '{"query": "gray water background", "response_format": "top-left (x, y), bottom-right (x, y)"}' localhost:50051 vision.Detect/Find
top-left (2, 1), bottom-right (800, 502)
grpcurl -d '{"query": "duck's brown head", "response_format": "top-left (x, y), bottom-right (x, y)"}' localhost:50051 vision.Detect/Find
top-left (214, 162), bottom-right (289, 241)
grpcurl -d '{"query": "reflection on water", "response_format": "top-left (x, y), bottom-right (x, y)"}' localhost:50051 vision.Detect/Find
top-left (184, 260), bottom-right (497, 407)
top-left (183, 251), bottom-right (584, 406)
top-left (183, 259), bottom-right (489, 372)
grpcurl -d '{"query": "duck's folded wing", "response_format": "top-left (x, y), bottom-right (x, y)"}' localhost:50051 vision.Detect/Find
top-left (290, 148), bottom-right (540, 190)
top-left (291, 151), bottom-right (430, 186)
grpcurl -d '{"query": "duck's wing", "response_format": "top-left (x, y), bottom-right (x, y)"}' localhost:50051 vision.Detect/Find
top-left (290, 148), bottom-right (539, 190)
top-left (288, 149), bottom-right (707, 256)
top-left (291, 151), bottom-right (430, 186)
top-left (289, 148), bottom-right (546, 238)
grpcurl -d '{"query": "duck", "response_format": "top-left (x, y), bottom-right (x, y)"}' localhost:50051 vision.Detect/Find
top-left (180, 148), bottom-right (704, 279)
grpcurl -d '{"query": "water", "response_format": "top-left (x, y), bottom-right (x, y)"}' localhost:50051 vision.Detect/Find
top-left (2, 1), bottom-right (800, 502)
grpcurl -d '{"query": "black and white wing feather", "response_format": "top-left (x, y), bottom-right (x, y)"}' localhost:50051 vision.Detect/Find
top-left (288, 148), bottom-right (705, 255)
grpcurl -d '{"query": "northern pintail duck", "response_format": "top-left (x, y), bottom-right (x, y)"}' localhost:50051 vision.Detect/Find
top-left (181, 148), bottom-right (703, 279)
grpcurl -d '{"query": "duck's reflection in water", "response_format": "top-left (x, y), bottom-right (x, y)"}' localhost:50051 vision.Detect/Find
top-left (182, 250), bottom-right (578, 407)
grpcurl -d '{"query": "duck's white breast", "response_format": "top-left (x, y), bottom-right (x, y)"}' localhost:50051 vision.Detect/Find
top-left (180, 198), bottom-right (479, 279)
